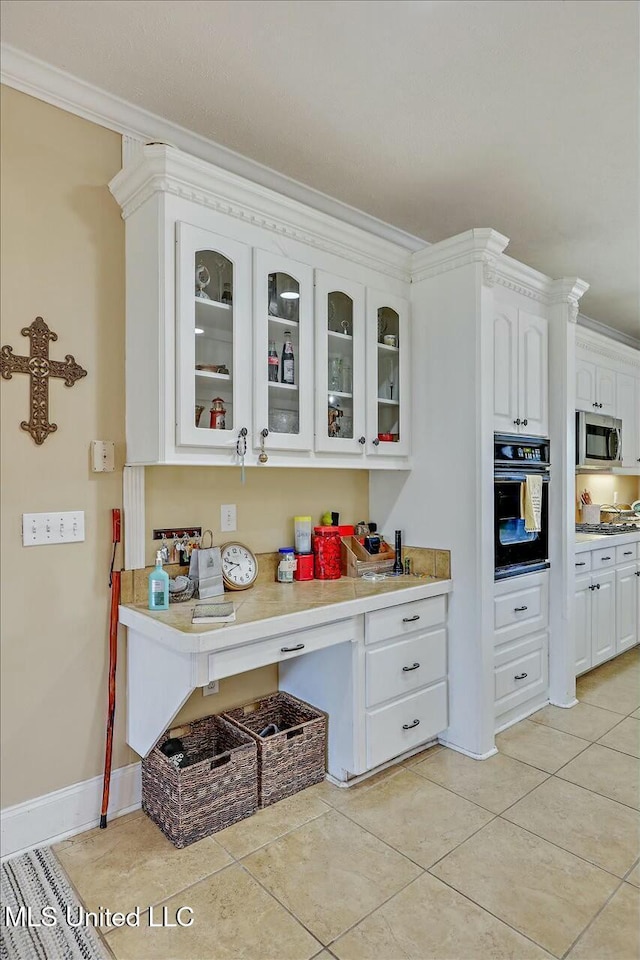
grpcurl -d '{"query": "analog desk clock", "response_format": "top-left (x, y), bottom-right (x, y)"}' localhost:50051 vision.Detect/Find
top-left (220, 542), bottom-right (259, 590)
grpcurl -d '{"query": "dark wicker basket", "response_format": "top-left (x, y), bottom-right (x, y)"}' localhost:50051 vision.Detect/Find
top-left (142, 714), bottom-right (258, 848)
top-left (224, 692), bottom-right (326, 808)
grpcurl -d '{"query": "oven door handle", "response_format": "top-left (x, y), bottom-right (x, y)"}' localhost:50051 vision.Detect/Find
top-left (494, 474), bottom-right (550, 483)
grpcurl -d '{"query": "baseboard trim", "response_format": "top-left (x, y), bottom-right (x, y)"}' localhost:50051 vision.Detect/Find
top-left (549, 697), bottom-right (579, 709)
top-left (1, 762), bottom-right (142, 861)
top-left (495, 697), bottom-right (550, 734)
top-left (437, 738), bottom-right (498, 761)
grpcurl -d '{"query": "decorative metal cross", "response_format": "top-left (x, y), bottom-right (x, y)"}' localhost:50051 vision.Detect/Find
top-left (1, 317), bottom-right (87, 445)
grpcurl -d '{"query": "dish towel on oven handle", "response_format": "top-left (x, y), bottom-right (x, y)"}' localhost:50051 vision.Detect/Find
top-left (521, 475), bottom-right (542, 533)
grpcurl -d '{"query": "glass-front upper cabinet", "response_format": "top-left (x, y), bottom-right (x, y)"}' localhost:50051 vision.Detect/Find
top-left (366, 289), bottom-right (410, 458)
top-left (253, 251), bottom-right (314, 453)
top-left (176, 222), bottom-right (252, 450)
top-left (314, 271), bottom-right (366, 454)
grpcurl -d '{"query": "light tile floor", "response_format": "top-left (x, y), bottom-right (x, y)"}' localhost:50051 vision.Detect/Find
top-left (53, 648), bottom-right (640, 960)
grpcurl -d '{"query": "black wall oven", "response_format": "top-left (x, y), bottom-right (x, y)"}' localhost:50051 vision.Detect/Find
top-left (494, 434), bottom-right (550, 581)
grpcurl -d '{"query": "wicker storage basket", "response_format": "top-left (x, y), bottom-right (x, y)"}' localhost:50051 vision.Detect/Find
top-left (142, 715), bottom-right (258, 848)
top-left (224, 692), bottom-right (326, 807)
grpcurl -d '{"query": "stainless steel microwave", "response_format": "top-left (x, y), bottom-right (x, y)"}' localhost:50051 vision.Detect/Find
top-left (576, 411), bottom-right (622, 468)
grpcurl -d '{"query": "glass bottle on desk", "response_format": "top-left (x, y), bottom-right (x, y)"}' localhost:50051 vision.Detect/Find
top-left (281, 332), bottom-right (295, 385)
top-left (268, 339), bottom-right (279, 382)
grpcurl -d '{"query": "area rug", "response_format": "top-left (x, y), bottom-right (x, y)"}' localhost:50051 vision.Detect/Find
top-left (1, 846), bottom-right (110, 960)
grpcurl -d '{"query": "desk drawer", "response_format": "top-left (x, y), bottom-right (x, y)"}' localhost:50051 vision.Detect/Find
top-left (574, 553), bottom-right (592, 573)
top-left (365, 595), bottom-right (446, 646)
top-left (366, 681), bottom-right (448, 769)
top-left (495, 631), bottom-right (548, 718)
top-left (616, 542), bottom-right (638, 564)
top-left (592, 547), bottom-right (616, 571)
top-left (365, 628), bottom-right (446, 708)
top-left (494, 572), bottom-right (548, 646)
top-left (208, 618), bottom-right (356, 682)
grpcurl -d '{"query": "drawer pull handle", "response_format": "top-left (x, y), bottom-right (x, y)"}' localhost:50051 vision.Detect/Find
top-left (403, 719), bottom-right (420, 730)
top-left (280, 643), bottom-right (305, 653)
top-left (402, 614), bottom-right (421, 623)
top-left (624, 551), bottom-right (633, 556)
top-left (601, 556), bottom-right (611, 561)
top-left (514, 672), bottom-right (528, 680)
top-left (514, 605), bottom-right (528, 612)
top-left (402, 662), bottom-right (421, 672)
top-left (576, 561), bottom-right (586, 566)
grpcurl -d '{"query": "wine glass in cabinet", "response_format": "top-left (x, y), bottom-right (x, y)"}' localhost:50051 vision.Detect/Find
top-left (314, 271), bottom-right (366, 455)
top-left (366, 290), bottom-right (410, 458)
top-left (253, 251), bottom-right (314, 454)
top-left (175, 222), bottom-right (252, 451)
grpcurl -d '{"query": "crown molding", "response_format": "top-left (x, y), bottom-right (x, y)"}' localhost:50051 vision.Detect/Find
top-left (547, 277), bottom-right (590, 322)
top-left (410, 228), bottom-right (510, 283)
top-left (576, 322), bottom-right (640, 368)
top-left (0, 43), bottom-right (425, 258)
top-left (109, 144), bottom-right (414, 280)
top-left (577, 313), bottom-right (640, 352)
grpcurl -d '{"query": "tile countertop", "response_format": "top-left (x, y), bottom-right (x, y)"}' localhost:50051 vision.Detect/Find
top-left (119, 574), bottom-right (452, 655)
top-left (575, 529), bottom-right (640, 553)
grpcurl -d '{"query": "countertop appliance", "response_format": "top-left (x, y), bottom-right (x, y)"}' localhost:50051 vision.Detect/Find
top-left (494, 434), bottom-right (550, 581)
top-left (576, 411), bottom-right (622, 469)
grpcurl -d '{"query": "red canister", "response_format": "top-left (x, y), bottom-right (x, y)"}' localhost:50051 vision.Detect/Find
top-left (294, 553), bottom-right (314, 581)
top-left (313, 526), bottom-right (342, 580)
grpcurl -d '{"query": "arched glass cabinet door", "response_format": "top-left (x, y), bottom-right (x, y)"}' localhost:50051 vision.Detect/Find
top-left (366, 289), bottom-right (410, 458)
top-left (314, 271), bottom-right (366, 455)
top-left (175, 222), bottom-right (252, 451)
top-left (253, 251), bottom-right (314, 454)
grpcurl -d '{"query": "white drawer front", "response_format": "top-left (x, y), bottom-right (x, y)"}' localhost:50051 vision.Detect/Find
top-left (616, 542), bottom-right (638, 564)
top-left (494, 572), bottom-right (549, 646)
top-left (592, 547), bottom-right (616, 570)
top-left (208, 617), bottom-right (356, 682)
top-left (495, 631), bottom-right (548, 718)
top-left (365, 628), bottom-right (446, 708)
top-left (574, 553), bottom-right (592, 573)
top-left (365, 595), bottom-right (446, 646)
top-left (366, 681), bottom-right (448, 769)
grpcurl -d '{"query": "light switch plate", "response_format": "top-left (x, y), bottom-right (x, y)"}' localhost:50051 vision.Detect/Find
top-left (220, 504), bottom-right (237, 532)
top-left (23, 511), bottom-right (85, 546)
top-left (91, 440), bottom-right (115, 472)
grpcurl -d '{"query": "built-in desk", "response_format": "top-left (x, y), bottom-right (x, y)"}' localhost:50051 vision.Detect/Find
top-left (120, 575), bottom-right (452, 780)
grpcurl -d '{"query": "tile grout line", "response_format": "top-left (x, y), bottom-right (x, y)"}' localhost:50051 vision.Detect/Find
top-left (559, 872), bottom-right (628, 960)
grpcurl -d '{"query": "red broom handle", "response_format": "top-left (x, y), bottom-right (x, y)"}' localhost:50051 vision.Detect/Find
top-left (100, 509), bottom-right (121, 828)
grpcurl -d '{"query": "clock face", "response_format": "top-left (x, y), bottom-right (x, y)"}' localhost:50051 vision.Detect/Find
top-left (220, 542), bottom-right (258, 590)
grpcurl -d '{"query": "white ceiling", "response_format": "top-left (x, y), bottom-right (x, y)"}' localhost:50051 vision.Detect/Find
top-left (2, 0), bottom-right (639, 338)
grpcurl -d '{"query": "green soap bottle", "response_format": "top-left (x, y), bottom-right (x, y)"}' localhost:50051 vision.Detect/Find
top-left (148, 550), bottom-right (169, 610)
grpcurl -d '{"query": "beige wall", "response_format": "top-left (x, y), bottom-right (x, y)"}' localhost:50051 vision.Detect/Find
top-left (575, 474), bottom-right (640, 521)
top-left (0, 86), bottom-right (369, 808)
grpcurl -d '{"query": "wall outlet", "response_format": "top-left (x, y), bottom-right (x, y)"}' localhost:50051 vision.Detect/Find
top-left (23, 511), bottom-right (85, 546)
top-left (203, 680), bottom-right (219, 697)
top-left (90, 440), bottom-right (115, 472)
top-left (220, 504), bottom-right (237, 532)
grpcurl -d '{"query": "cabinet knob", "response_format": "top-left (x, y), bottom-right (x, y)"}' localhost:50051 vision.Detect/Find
top-left (514, 605), bottom-right (528, 612)
top-left (522, 419), bottom-right (528, 426)
top-left (589, 584), bottom-right (596, 590)
top-left (372, 438), bottom-right (380, 446)
top-left (402, 614), bottom-right (421, 623)
top-left (402, 662), bottom-right (421, 672)
top-left (358, 436), bottom-right (366, 445)
top-left (635, 571), bottom-right (640, 577)
top-left (402, 719), bottom-right (420, 730)
top-left (514, 672), bottom-right (528, 681)
top-left (514, 418), bottom-right (521, 426)
top-left (596, 583), bottom-right (600, 589)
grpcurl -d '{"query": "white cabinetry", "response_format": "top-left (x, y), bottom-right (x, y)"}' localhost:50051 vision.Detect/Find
top-left (574, 538), bottom-right (640, 676)
top-left (575, 358), bottom-right (616, 415)
top-left (494, 571), bottom-right (549, 729)
top-left (616, 371), bottom-right (640, 469)
top-left (494, 306), bottom-right (548, 437)
top-left (110, 143), bottom-right (412, 469)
